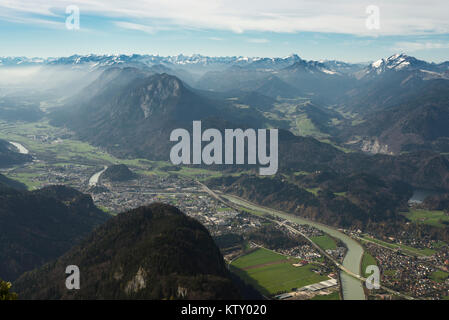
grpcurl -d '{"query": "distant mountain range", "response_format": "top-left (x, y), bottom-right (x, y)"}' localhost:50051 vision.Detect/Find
top-left (2, 52), bottom-right (446, 75)
top-left (45, 57), bottom-right (449, 192)
top-left (0, 53), bottom-right (336, 70)
top-left (3, 51), bottom-right (449, 164)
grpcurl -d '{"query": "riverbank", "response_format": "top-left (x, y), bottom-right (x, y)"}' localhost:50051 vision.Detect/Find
top-left (205, 188), bottom-right (366, 300)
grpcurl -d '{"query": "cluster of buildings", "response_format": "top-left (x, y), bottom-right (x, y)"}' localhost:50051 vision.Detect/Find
top-left (431, 250), bottom-right (449, 271)
top-left (325, 247), bottom-right (347, 263)
top-left (86, 174), bottom-right (199, 213)
top-left (278, 244), bottom-right (321, 261)
top-left (274, 277), bottom-right (339, 300)
top-left (282, 222), bottom-right (347, 263)
top-left (359, 229), bottom-right (441, 254)
top-left (364, 242), bottom-right (449, 299)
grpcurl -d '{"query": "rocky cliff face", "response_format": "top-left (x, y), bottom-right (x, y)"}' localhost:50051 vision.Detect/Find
top-left (360, 138), bottom-right (393, 155)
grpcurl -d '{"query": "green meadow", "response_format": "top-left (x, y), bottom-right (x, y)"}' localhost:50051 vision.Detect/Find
top-left (230, 247), bottom-right (328, 296)
top-left (402, 209), bottom-right (449, 228)
top-left (310, 235), bottom-right (337, 251)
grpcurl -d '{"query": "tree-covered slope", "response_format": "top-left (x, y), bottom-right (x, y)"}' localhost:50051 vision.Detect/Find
top-left (0, 185), bottom-right (110, 281)
top-left (13, 203), bottom-right (241, 300)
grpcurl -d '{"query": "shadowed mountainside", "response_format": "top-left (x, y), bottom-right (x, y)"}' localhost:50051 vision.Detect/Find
top-left (0, 184), bottom-right (110, 281)
top-left (13, 203), bottom-right (241, 300)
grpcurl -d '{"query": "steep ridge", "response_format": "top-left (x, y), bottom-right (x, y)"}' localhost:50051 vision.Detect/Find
top-left (0, 184), bottom-right (110, 281)
top-left (13, 203), bottom-right (241, 300)
top-left (51, 68), bottom-right (269, 160)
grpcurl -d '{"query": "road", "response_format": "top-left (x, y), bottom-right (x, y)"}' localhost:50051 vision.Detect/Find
top-left (197, 180), bottom-right (416, 300)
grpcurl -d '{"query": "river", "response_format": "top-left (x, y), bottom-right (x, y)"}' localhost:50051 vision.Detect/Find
top-left (9, 141), bottom-right (29, 154)
top-left (221, 194), bottom-right (366, 300)
top-left (88, 166), bottom-right (108, 186)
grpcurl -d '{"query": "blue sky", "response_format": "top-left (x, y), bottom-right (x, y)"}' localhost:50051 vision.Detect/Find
top-left (1, 0), bottom-right (449, 62)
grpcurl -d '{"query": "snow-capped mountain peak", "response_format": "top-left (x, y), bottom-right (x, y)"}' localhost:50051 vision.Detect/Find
top-left (366, 53), bottom-right (435, 76)
top-left (1, 53), bottom-right (447, 79)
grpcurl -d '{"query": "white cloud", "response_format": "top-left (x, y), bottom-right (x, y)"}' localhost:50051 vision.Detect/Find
top-left (1, 0), bottom-right (449, 36)
top-left (248, 38), bottom-right (269, 43)
top-left (394, 41), bottom-right (449, 52)
top-left (114, 21), bottom-right (157, 34)
top-left (0, 0), bottom-right (58, 16)
top-left (0, 12), bottom-right (63, 28)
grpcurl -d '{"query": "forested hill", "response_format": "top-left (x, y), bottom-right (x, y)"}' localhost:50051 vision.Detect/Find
top-left (0, 185), bottom-right (110, 281)
top-left (102, 164), bottom-right (137, 181)
top-left (13, 203), bottom-right (241, 300)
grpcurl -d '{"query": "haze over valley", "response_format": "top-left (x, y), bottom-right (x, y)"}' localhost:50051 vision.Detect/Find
top-left (1, 51), bottom-right (449, 301)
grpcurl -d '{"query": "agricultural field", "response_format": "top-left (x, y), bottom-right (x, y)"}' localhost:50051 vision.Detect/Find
top-left (310, 235), bottom-right (337, 251)
top-left (238, 206), bottom-right (269, 217)
top-left (296, 115), bottom-right (322, 137)
top-left (401, 209), bottom-right (449, 228)
top-left (360, 235), bottom-right (436, 257)
top-left (231, 247), bottom-right (288, 269)
top-left (429, 270), bottom-right (449, 283)
top-left (230, 247), bottom-right (328, 296)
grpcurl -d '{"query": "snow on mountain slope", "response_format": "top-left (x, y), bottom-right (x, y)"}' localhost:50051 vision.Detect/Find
top-left (363, 53), bottom-right (440, 77)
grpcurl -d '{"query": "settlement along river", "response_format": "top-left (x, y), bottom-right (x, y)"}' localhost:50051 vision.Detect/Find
top-left (221, 194), bottom-right (366, 300)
